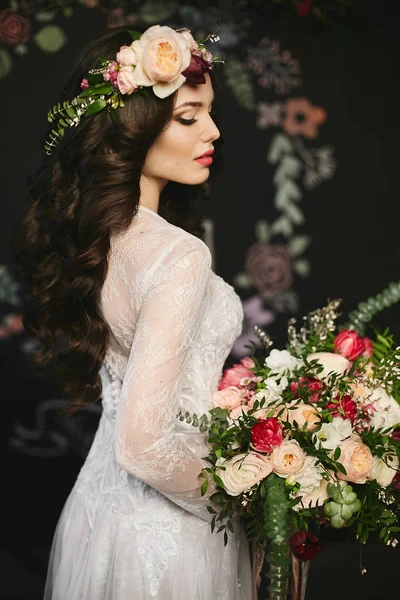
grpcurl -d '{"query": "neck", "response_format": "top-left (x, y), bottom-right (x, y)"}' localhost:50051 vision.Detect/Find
top-left (139, 174), bottom-right (168, 214)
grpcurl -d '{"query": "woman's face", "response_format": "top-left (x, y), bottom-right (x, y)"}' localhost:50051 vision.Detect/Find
top-left (142, 72), bottom-right (220, 187)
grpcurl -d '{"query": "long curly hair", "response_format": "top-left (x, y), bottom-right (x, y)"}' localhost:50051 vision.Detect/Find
top-left (12, 25), bottom-right (223, 417)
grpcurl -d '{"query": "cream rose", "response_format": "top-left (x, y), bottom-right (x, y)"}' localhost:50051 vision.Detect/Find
top-left (369, 454), bottom-right (399, 487)
top-left (294, 479), bottom-right (330, 511)
top-left (212, 386), bottom-right (242, 411)
top-left (130, 25), bottom-right (192, 98)
top-left (229, 404), bottom-right (251, 422)
top-left (287, 402), bottom-right (321, 431)
top-left (307, 352), bottom-right (350, 380)
top-left (216, 452), bottom-right (273, 496)
top-left (249, 392), bottom-right (288, 420)
top-left (337, 435), bottom-right (373, 484)
top-left (271, 439), bottom-right (305, 477)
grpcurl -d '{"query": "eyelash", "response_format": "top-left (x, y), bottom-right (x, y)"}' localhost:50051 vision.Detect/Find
top-left (177, 111), bottom-right (216, 126)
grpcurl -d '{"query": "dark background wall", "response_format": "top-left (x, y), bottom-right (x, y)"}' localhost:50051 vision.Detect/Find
top-left (1, 1), bottom-right (399, 598)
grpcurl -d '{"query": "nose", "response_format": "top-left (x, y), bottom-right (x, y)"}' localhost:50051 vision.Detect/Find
top-left (201, 113), bottom-right (221, 143)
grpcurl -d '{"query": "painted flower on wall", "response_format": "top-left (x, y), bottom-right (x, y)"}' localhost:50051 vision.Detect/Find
top-left (245, 242), bottom-right (293, 300)
top-left (0, 8), bottom-right (31, 45)
top-left (282, 98), bottom-right (327, 139)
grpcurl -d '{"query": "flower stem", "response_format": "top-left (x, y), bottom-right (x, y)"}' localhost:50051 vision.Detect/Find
top-left (263, 474), bottom-right (291, 599)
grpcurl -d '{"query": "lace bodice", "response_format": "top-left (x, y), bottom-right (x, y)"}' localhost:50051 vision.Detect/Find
top-left (99, 204), bottom-right (244, 520)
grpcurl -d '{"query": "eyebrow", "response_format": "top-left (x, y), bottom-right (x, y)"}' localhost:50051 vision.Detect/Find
top-left (174, 98), bottom-right (214, 111)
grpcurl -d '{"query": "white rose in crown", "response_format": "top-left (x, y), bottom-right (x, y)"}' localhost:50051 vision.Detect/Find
top-left (264, 349), bottom-right (304, 376)
top-left (216, 452), bottom-right (273, 496)
top-left (293, 479), bottom-right (330, 511)
top-left (368, 386), bottom-right (400, 430)
top-left (307, 351), bottom-right (350, 380)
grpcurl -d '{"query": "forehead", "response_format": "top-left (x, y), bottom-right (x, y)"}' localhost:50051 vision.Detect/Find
top-left (174, 72), bottom-right (214, 106)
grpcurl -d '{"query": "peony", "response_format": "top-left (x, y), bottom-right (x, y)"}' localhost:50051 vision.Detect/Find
top-left (212, 386), bottom-right (242, 411)
top-left (369, 454), bottom-right (399, 487)
top-left (369, 386), bottom-right (400, 430)
top-left (218, 357), bottom-right (256, 390)
top-left (251, 418), bottom-right (283, 453)
top-left (333, 329), bottom-right (365, 361)
top-left (116, 66), bottom-right (138, 95)
top-left (271, 439), bottom-right (305, 477)
top-left (116, 44), bottom-right (138, 67)
top-left (290, 377), bottom-right (323, 403)
top-left (216, 452), bottom-right (273, 496)
top-left (265, 349), bottom-right (303, 376)
top-left (130, 25), bottom-right (192, 98)
top-left (337, 435), bottom-right (373, 484)
top-left (287, 402), bottom-right (321, 431)
top-left (326, 395), bottom-right (357, 423)
top-left (314, 417), bottom-right (352, 451)
top-left (307, 352), bottom-right (350, 381)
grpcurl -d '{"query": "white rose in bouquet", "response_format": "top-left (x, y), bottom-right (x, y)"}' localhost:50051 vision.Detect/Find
top-left (307, 352), bottom-right (349, 380)
top-left (216, 452), bottom-right (273, 496)
top-left (369, 454), bottom-right (399, 487)
top-left (314, 417), bottom-right (352, 450)
top-left (369, 386), bottom-right (400, 430)
top-left (265, 349), bottom-right (303, 376)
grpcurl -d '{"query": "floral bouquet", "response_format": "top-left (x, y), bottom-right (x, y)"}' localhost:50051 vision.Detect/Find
top-left (179, 299), bottom-right (400, 599)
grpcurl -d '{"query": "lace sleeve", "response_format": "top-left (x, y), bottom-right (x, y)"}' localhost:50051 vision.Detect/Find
top-left (114, 238), bottom-right (218, 521)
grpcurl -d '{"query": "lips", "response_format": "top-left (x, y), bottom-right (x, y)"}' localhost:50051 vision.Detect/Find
top-left (195, 149), bottom-right (214, 159)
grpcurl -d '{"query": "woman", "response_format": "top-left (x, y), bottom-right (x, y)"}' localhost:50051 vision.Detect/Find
top-left (14, 24), bottom-right (253, 600)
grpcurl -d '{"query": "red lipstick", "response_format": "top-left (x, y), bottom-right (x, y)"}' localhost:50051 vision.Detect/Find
top-left (194, 149), bottom-right (214, 167)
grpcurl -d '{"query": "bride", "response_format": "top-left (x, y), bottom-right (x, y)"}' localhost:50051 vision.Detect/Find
top-left (14, 24), bottom-right (253, 599)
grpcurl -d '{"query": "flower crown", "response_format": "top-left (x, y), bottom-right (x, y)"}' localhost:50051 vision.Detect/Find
top-left (44, 25), bottom-right (222, 155)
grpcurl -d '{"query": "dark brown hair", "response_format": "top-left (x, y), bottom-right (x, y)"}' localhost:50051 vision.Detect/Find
top-left (12, 25), bottom-right (223, 417)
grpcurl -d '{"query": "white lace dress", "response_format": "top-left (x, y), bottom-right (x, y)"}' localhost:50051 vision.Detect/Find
top-left (43, 204), bottom-right (253, 600)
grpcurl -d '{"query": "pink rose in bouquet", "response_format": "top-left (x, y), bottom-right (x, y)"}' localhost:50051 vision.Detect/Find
top-left (212, 386), bottom-right (243, 411)
top-left (333, 329), bottom-right (365, 361)
top-left (251, 418), bottom-right (283, 453)
top-left (337, 436), bottom-right (373, 484)
top-left (218, 357), bottom-right (256, 390)
top-left (362, 337), bottom-right (374, 358)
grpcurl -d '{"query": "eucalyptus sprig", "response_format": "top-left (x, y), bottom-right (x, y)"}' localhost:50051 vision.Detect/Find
top-left (347, 281), bottom-right (400, 336)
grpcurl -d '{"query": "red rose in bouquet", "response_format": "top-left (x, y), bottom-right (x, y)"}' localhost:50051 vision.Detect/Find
top-left (251, 417), bottom-right (283, 453)
top-left (333, 329), bottom-right (365, 361)
top-left (326, 394), bottom-right (357, 422)
top-left (290, 376), bottom-right (323, 403)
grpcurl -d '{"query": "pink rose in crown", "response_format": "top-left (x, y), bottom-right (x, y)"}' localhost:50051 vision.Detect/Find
top-left (333, 329), bottom-right (365, 362)
top-left (117, 67), bottom-right (138, 95)
top-left (218, 357), bottom-right (256, 390)
top-left (251, 418), bottom-right (283, 453)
